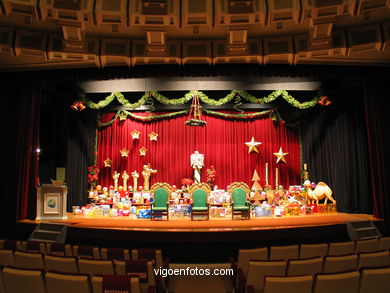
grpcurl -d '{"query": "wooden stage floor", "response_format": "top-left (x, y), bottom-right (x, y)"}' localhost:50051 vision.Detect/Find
top-left (22, 212), bottom-right (379, 232)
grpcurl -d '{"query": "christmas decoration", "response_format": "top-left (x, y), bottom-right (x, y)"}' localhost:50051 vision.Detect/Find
top-left (318, 96), bottom-right (332, 106)
top-left (185, 91), bottom-right (207, 126)
top-left (251, 170), bottom-right (263, 204)
top-left (122, 171), bottom-right (129, 191)
top-left (141, 163), bottom-right (157, 190)
top-left (87, 165), bottom-right (100, 189)
top-left (303, 180), bottom-right (336, 205)
top-left (139, 146), bottom-right (147, 156)
top-left (120, 148), bottom-right (129, 157)
top-left (273, 147), bottom-right (289, 164)
top-left (112, 171), bottom-right (120, 191)
top-left (131, 129), bottom-right (140, 139)
top-left (103, 158), bottom-right (112, 167)
top-left (131, 170), bottom-right (139, 191)
top-left (82, 90), bottom-right (321, 110)
top-left (119, 112), bottom-right (127, 121)
top-left (70, 101), bottom-right (86, 111)
top-left (149, 131), bottom-right (158, 141)
top-left (245, 137), bottom-right (262, 153)
top-left (206, 165), bottom-right (216, 188)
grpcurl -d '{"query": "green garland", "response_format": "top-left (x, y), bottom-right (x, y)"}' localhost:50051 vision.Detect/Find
top-left (81, 90), bottom-right (321, 110)
top-left (98, 109), bottom-right (283, 128)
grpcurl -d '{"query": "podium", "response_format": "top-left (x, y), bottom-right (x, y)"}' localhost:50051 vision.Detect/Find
top-left (36, 184), bottom-right (68, 220)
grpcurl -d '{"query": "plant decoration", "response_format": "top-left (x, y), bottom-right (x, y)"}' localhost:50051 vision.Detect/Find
top-left (87, 165), bottom-right (100, 189)
top-left (80, 90), bottom-right (322, 110)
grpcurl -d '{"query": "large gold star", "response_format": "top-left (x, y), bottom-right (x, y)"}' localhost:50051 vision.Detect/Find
top-left (131, 129), bottom-right (140, 140)
top-left (245, 137), bottom-right (262, 153)
top-left (273, 147), bottom-right (289, 164)
top-left (120, 148), bottom-right (129, 157)
top-left (149, 131), bottom-right (158, 141)
top-left (139, 146), bottom-right (147, 156)
top-left (103, 158), bottom-right (112, 167)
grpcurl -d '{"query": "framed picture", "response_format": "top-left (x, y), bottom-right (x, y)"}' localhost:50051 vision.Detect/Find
top-left (43, 193), bottom-right (61, 214)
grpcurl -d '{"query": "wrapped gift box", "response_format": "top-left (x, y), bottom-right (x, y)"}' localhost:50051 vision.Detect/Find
top-left (307, 204), bottom-right (318, 214)
top-left (327, 204), bottom-right (337, 213)
top-left (317, 204), bottom-right (328, 213)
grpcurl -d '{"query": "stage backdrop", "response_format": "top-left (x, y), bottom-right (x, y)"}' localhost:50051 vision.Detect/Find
top-left (97, 113), bottom-right (300, 190)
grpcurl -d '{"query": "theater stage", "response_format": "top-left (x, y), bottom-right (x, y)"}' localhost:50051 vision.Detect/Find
top-left (17, 213), bottom-right (382, 262)
top-left (42, 212), bottom-right (377, 231)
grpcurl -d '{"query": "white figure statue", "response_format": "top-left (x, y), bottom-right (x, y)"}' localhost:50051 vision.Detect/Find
top-left (191, 150), bottom-right (204, 183)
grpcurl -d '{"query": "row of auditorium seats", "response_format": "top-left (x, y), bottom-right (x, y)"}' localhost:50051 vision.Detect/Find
top-left (231, 237), bottom-right (390, 275)
top-left (244, 267), bottom-right (390, 293)
top-left (0, 266), bottom-right (155, 293)
top-left (0, 240), bottom-right (165, 268)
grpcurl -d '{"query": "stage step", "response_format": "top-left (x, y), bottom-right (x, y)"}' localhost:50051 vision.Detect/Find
top-left (346, 220), bottom-right (382, 241)
top-left (28, 223), bottom-right (68, 243)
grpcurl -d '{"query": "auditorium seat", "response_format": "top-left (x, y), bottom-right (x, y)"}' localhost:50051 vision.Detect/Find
top-left (235, 247), bottom-right (268, 276)
top-left (45, 271), bottom-right (92, 293)
top-left (44, 255), bottom-right (79, 273)
top-left (0, 240), bottom-right (21, 251)
top-left (287, 257), bottom-right (323, 276)
top-left (101, 247), bottom-right (130, 261)
top-left (313, 270), bottom-right (360, 293)
top-left (2, 266), bottom-right (46, 293)
top-left (262, 275), bottom-right (313, 293)
top-left (299, 243), bottom-right (328, 259)
top-left (78, 259), bottom-right (115, 276)
top-left (23, 241), bottom-right (46, 254)
top-left (0, 250), bottom-right (14, 267)
top-left (359, 266), bottom-right (390, 293)
top-left (244, 260), bottom-right (286, 293)
top-left (132, 248), bottom-right (163, 268)
top-left (0, 267), bottom-right (5, 293)
top-left (328, 241), bottom-right (355, 256)
top-left (14, 251), bottom-right (45, 270)
top-left (91, 275), bottom-right (142, 293)
top-left (115, 260), bottom-right (155, 290)
top-left (357, 250), bottom-right (390, 269)
top-left (355, 238), bottom-right (380, 253)
top-left (47, 243), bottom-right (73, 257)
top-left (323, 254), bottom-right (358, 273)
top-left (73, 245), bottom-right (100, 259)
top-left (269, 244), bottom-right (299, 261)
top-left (379, 237), bottom-right (390, 251)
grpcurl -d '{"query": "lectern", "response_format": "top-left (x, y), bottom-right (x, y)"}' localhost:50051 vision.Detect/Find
top-left (36, 184), bottom-right (68, 220)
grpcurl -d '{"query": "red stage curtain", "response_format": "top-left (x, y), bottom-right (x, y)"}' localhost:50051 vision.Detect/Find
top-left (97, 113), bottom-right (300, 190)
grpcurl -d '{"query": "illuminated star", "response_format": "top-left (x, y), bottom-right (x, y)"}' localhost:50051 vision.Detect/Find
top-left (103, 158), bottom-right (112, 167)
top-left (131, 129), bottom-right (140, 140)
top-left (139, 146), bottom-right (147, 156)
top-left (149, 131), bottom-right (158, 141)
top-left (245, 137), bottom-right (262, 153)
top-left (119, 112), bottom-right (127, 121)
top-left (120, 148), bottom-right (129, 157)
top-left (273, 147), bottom-right (289, 164)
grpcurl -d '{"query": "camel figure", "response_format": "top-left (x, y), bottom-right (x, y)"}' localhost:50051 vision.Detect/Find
top-left (303, 180), bottom-right (336, 204)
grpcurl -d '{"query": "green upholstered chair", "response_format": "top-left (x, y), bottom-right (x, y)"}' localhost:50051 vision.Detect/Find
top-left (229, 182), bottom-right (251, 219)
top-left (150, 183), bottom-right (171, 220)
top-left (189, 183), bottom-right (211, 220)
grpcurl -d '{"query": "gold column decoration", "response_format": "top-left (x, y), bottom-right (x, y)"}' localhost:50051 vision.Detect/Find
top-left (142, 163), bottom-right (157, 190)
top-left (113, 171), bottom-right (120, 191)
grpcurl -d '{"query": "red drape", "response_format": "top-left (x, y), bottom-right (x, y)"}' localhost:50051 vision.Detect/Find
top-left (97, 113), bottom-right (300, 190)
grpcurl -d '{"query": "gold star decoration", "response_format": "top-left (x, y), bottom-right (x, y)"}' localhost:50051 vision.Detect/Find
top-left (103, 158), bottom-right (112, 167)
top-left (245, 137), bottom-right (262, 153)
top-left (139, 146), bottom-right (147, 156)
top-left (149, 131), bottom-right (158, 141)
top-left (273, 147), bottom-right (289, 164)
top-left (131, 129), bottom-right (140, 140)
top-left (120, 148), bottom-right (129, 157)
top-left (119, 112), bottom-right (127, 121)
